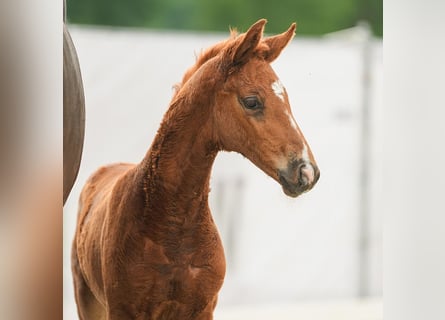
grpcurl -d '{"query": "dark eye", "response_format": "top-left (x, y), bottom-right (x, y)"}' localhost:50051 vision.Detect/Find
top-left (241, 96), bottom-right (263, 110)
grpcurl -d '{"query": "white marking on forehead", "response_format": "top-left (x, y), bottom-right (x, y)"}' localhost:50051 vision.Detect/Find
top-left (271, 79), bottom-right (285, 102)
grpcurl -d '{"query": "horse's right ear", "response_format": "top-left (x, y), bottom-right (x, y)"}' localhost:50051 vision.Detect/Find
top-left (262, 22), bottom-right (296, 63)
top-left (231, 19), bottom-right (267, 66)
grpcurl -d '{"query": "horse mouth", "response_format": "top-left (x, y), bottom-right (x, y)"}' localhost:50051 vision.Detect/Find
top-left (278, 174), bottom-right (306, 198)
top-left (278, 167), bottom-right (319, 198)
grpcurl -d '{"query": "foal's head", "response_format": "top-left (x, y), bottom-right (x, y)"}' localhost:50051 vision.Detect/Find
top-left (185, 19), bottom-right (320, 197)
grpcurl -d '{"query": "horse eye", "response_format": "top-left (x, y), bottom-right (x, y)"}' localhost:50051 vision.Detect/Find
top-left (242, 96), bottom-right (262, 110)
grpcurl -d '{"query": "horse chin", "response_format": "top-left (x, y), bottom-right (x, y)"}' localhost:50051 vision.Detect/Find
top-left (278, 175), bottom-right (304, 198)
top-left (282, 186), bottom-right (302, 198)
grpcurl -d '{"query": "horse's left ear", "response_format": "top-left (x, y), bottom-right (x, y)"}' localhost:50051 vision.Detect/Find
top-left (262, 22), bottom-right (297, 63)
top-left (231, 19), bottom-right (267, 66)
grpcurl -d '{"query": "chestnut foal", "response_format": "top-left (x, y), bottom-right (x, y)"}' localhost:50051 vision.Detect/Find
top-left (72, 19), bottom-right (319, 320)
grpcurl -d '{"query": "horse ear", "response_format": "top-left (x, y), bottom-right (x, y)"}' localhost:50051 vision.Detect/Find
top-left (262, 22), bottom-right (296, 63)
top-left (232, 19), bottom-right (267, 66)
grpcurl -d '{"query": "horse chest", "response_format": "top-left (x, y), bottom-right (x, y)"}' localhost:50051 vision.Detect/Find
top-left (120, 234), bottom-right (225, 317)
top-left (139, 231), bottom-right (226, 292)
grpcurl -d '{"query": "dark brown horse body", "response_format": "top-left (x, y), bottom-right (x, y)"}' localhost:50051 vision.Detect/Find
top-left (63, 22), bottom-right (85, 204)
top-left (72, 19), bottom-right (319, 320)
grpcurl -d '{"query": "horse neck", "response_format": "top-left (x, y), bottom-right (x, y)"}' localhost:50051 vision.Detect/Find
top-left (139, 83), bottom-right (219, 218)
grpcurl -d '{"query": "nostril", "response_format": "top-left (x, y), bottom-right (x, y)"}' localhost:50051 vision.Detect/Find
top-left (298, 163), bottom-right (315, 186)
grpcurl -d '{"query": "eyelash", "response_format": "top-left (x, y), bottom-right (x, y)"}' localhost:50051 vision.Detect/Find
top-left (240, 96), bottom-right (263, 110)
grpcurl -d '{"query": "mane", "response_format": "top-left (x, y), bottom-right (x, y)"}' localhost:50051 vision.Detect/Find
top-left (173, 27), bottom-right (270, 94)
top-left (173, 29), bottom-right (242, 94)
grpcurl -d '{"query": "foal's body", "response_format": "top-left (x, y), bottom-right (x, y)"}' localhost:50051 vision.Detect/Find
top-left (73, 20), bottom-right (319, 320)
top-left (73, 90), bottom-right (225, 319)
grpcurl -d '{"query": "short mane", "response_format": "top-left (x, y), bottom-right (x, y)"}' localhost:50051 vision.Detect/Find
top-left (173, 27), bottom-right (270, 94)
top-left (174, 29), bottom-right (239, 92)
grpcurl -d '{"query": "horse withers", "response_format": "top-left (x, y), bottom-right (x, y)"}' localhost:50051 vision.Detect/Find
top-left (72, 19), bottom-right (319, 320)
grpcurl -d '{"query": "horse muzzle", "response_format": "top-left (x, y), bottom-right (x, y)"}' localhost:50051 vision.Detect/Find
top-left (278, 160), bottom-right (320, 198)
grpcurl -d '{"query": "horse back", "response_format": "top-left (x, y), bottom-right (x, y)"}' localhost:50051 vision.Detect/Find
top-left (74, 162), bottom-right (136, 303)
top-left (77, 163), bottom-right (135, 226)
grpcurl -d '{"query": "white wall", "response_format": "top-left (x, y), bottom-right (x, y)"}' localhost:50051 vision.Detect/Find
top-left (63, 26), bottom-right (382, 318)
